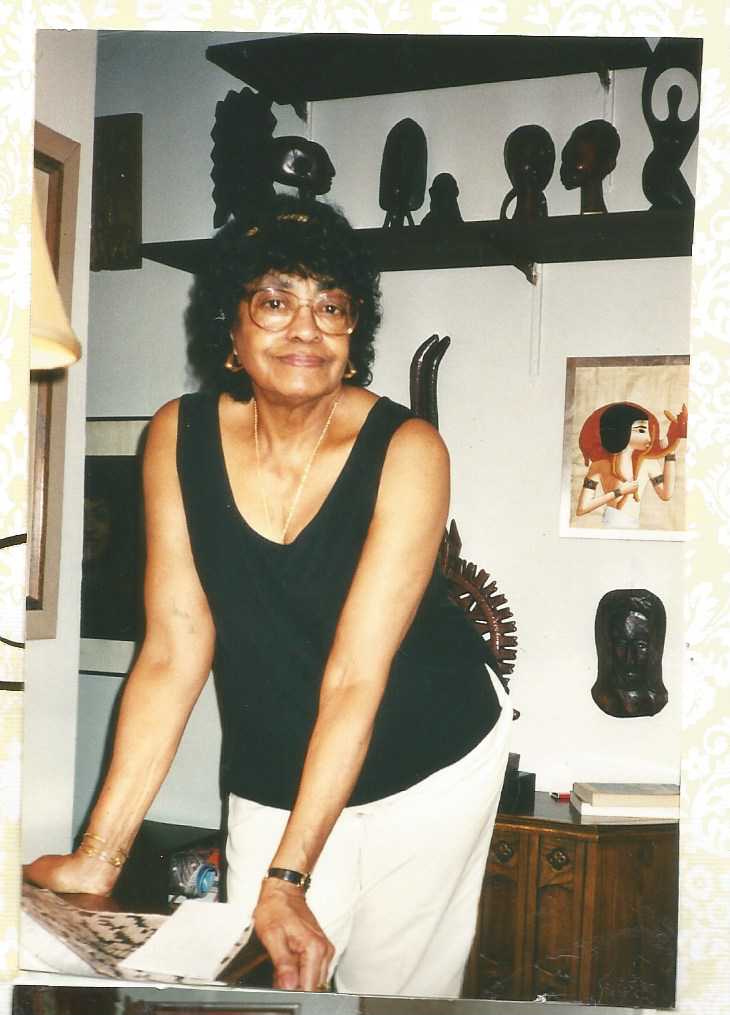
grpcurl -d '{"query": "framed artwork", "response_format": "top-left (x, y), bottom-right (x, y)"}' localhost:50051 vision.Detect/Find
top-left (80, 418), bottom-right (149, 648)
top-left (560, 355), bottom-right (690, 540)
top-left (26, 122), bottom-right (80, 638)
top-left (90, 112), bottom-right (143, 271)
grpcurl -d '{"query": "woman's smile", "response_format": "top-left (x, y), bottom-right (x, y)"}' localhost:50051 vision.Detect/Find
top-left (277, 352), bottom-right (328, 367)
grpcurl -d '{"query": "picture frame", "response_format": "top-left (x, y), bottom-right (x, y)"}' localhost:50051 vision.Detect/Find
top-left (26, 122), bottom-right (81, 639)
top-left (79, 417), bottom-right (150, 655)
top-left (560, 355), bottom-right (690, 540)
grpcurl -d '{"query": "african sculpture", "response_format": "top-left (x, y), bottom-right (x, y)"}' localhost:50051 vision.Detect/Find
top-left (500, 124), bottom-right (555, 223)
top-left (420, 173), bottom-right (464, 230)
top-left (641, 38), bottom-right (700, 211)
top-left (560, 119), bottom-right (620, 214)
top-left (592, 589), bottom-right (668, 718)
top-left (379, 118), bottom-right (428, 228)
top-left (268, 137), bottom-right (335, 200)
top-left (210, 88), bottom-right (336, 224)
top-left (211, 87), bottom-right (277, 227)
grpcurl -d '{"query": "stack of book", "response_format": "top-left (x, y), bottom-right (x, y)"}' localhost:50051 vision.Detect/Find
top-left (570, 782), bottom-right (680, 820)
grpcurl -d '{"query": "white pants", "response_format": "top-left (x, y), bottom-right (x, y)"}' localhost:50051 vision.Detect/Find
top-left (226, 669), bottom-right (511, 998)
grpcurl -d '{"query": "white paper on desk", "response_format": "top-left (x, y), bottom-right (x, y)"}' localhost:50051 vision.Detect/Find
top-left (118, 901), bottom-right (253, 982)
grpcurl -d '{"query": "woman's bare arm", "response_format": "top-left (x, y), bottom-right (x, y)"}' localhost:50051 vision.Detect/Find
top-left (24, 400), bottom-right (216, 895)
top-left (575, 470), bottom-right (638, 516)
top-left (252, 418), bottom-right (451, 990)
top-left (648, 457), bottom-right (676, 502)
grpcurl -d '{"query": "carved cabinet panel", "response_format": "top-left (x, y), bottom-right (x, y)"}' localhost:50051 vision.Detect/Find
top-left (465, 794), bottom-right (678, 1007)
top-left (465, 828), bottom-right (528, 998)
top-left (529, 834), bottom-right (586, 1001)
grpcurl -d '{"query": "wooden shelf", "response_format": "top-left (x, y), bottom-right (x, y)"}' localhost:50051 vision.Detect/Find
top-left (205, 34), bottom-right (657, 117)
top-left (141, 209), bottom-right (694, 276)
top-left (138, 36), bottom-right (699, 279)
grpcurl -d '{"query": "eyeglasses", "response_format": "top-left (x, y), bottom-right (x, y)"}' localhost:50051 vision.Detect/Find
top-left (245, 287), bottom-right (357, 335)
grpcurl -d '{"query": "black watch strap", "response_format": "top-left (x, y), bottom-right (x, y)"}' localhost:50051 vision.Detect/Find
top-left (266, 867), bottom-right (312, 892)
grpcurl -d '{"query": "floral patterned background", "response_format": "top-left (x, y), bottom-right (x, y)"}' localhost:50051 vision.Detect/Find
top-left (1, 2), bottom-right (729, 1013)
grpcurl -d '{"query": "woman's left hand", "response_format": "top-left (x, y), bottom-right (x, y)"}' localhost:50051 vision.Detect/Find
top-left (253, 878), bottom-right (334, 991)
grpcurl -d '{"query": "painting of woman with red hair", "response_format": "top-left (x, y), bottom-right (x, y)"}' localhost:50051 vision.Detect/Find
top-left (576, 400), bottom-right (688, 529)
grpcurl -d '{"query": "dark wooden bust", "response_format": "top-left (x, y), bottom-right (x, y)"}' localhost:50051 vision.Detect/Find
top-left (268, 137), bottom-right (335, 200)
top-left (592, 588), bottom-right (668, 717)
top-left (420, 172), bottom-right (463, 229)
top-left (500, 124), bottom-right (555, 223)
top-left (560, 119), bottom-right (620, 214)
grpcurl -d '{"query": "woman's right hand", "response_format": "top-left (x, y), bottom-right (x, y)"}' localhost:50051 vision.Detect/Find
top-left (23, 851), bottom-right (118, 897)
top-left (253, 878), bottom-right (334, 991)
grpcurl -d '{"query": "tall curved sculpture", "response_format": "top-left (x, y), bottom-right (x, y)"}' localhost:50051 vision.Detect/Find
top-left (409, 334), bottom-right (518, 689)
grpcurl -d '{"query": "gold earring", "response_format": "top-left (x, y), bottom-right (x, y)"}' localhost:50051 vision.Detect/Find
top-left (225, 348), bottom-right (245, 373)
top-left (343, 360), bottom-right (357, 380)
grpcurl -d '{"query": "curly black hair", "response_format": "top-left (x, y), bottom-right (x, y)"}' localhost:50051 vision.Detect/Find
top-left (185, 194), bottom-right (382, 401)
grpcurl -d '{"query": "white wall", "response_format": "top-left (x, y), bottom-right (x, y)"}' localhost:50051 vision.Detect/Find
top-left (22, 30), bottom-right (97, 859)
top-left (75, 35), bottom-right (695, 835)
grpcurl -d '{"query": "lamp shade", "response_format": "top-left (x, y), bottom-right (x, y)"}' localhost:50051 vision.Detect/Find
top-left (30, 189), bottom-right (81, 370)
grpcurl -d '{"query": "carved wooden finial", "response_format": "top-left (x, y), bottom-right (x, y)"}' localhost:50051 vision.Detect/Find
top-left (408, 337), bottom-right (518, 685)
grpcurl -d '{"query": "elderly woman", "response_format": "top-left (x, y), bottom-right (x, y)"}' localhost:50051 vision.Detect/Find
top-left (25, 195), bottom-right (511, 998)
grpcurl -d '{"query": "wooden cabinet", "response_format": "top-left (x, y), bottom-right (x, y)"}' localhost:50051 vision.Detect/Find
top-left (464, 792), bottom-right (678, 1007)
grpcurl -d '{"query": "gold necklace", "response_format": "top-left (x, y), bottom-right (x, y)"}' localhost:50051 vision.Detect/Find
top-left (253, 395), bottom-right (340, 544)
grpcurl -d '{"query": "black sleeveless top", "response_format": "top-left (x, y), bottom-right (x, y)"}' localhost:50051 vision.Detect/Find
top-left (177, 392), bottom-right (501, 808)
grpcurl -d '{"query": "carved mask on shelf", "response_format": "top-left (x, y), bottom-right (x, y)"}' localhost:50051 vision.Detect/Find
top-left (379, 117), bottom-right (428, 228)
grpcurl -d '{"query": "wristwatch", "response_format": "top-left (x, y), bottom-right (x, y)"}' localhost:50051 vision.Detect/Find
top-left (266, 866), bottom-right (312, 892)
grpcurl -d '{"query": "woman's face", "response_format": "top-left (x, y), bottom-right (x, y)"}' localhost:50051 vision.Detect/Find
top-left (628, 418), bottom-right (652, 451)
top-left (231, 271), bottom-right (352, 402)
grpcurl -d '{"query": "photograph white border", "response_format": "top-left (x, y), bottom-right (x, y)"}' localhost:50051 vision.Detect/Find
top-left (1, 10), bottom-right (728, 1015)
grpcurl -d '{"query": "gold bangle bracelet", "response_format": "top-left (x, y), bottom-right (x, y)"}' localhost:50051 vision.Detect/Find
top-left (81, 831), bottom-right (129, 856)
top-left (80, 832), bottom-right (129, 867)
top-left (78, 842), bottom-right (126, 868)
